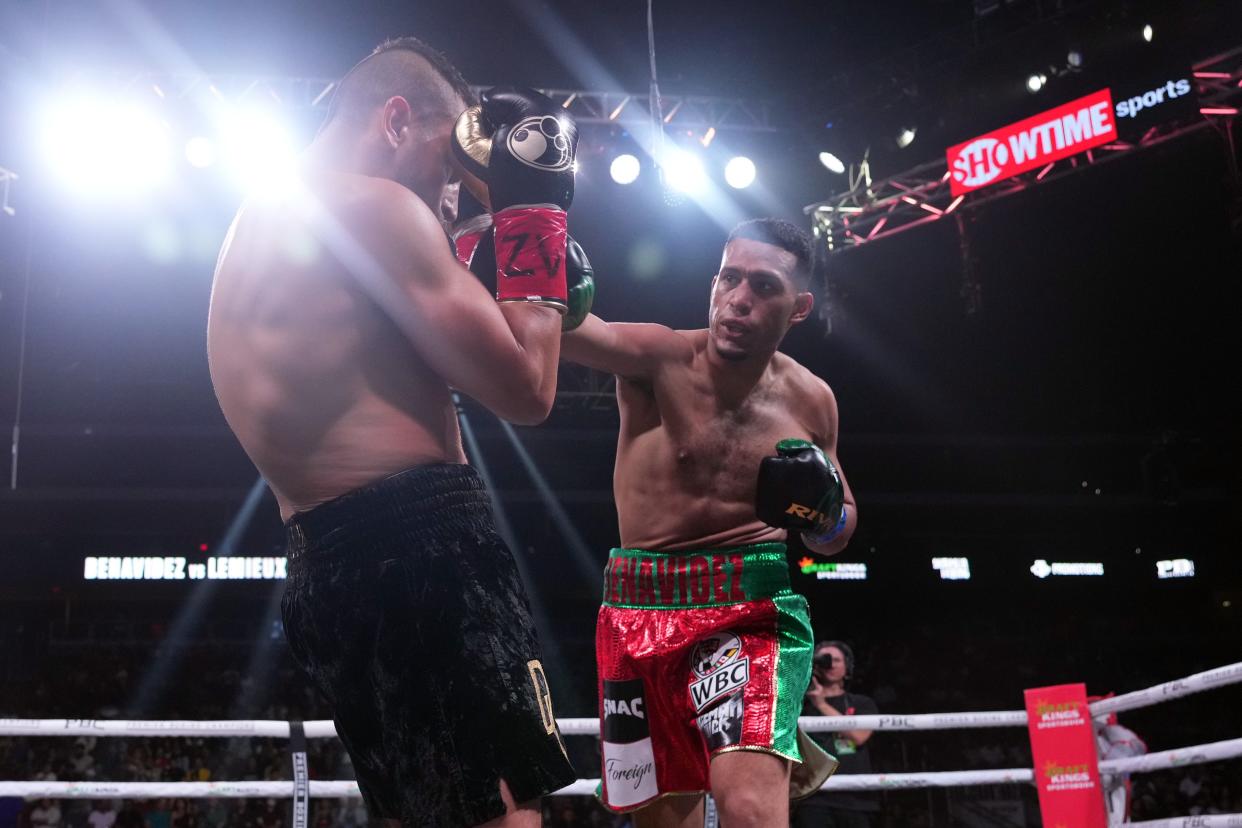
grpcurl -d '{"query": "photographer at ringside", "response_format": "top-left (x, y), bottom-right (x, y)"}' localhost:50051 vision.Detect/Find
top-left (792, 641), bottom-right (879, 828)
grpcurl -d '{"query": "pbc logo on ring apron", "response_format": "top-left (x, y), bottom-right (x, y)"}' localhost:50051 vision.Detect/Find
top-left (601, 678), bottom-right (658, 807)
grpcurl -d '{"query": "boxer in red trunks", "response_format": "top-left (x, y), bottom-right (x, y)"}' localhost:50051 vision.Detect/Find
top-left (563, 218), bottom-right (857, 827)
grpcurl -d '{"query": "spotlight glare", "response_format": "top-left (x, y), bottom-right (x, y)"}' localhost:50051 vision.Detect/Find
top-left (1067, 50), bottom-right (1084, 68)
top-left (185, 136), bottom-right (216, 169)
top-left (661, 148), bottom-right (706, 194)
top-left (41, 98), bottom-right (171, 197)
top-left (1142, 24), bottom-right (1154, 42)
top-left (610, 153), bottom-right (640, 185)
top-left (818, 151), bottom-right (846, 174)
top-left (896, 127), bottom-right (917, 149)
top-left (218, 106), bottom-right (300, 195)
top-left (724, 156), bottom-right (756, 189)
top-left (1026, 73), bottom-right (1046, 93)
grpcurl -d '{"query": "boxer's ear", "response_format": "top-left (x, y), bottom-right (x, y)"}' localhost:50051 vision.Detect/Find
top-left (382, 95), bottom-right (413, 148)
top-left (790, 290), bottom-right (814, 325)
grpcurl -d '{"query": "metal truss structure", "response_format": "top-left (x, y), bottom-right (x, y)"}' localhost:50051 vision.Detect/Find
top-left (804, 45), bottom-right (1242, 259)
top-left (112, 73), bottom-right (778, 132)
top-left (552, 363), bottom-right (617, 411)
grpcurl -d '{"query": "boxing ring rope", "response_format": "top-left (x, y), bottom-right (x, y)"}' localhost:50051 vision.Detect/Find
top-left (1128, 817), bottom-right (1242, 828)
top-left (0, 661), bottom-right (1238, 810)
top-left (3, 739), bottom-right (1241, 799)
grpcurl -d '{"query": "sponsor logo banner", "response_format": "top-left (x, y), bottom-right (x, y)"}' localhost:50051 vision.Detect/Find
top-left (697, 690), bottom-right (744, 750)
top-left (601, 738), bottom-right (658, 808)
top-left (1111, 68), bottom-right (1198, 140)
top-left (1024, 683), bottom-right (1107, 828)
top-left (947, 88), bottom-right (1117, 195)
top-left (1156, 558), bottom-right (1195, 579)
top-left (798, 558), bottom-right (868, 580)
top-left (601, 677), bottom-right (658, 808)
top-left (1031, 559), bottom-right (1105, 578)
top-left (602, 678), bottom-right (649, 745)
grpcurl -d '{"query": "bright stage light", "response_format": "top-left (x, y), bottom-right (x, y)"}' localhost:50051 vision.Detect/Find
top-left (610, 153), bottom-right (640, 185)
top-left (724, 156), bottom-right (756, 189)
top-left (1026, 73), bottom-right (1047, 93)
top-left (40, 98), bottom-right (172, 197)
top-left (1142, 24), bottom-right (1154, 42)
top-left (218, 107), bottom-right (300, 195)
top-left (818, 151), bottom-right (846, 174)
top-left (661, 148), bottom-right (706, 194)
top-left (185, 136), bottom-right (216, 169)
top-left (896, 127), bottom-right (917, 149)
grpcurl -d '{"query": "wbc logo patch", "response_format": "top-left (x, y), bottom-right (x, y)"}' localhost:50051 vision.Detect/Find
top-left (688, 632), bottom-right (750, 713)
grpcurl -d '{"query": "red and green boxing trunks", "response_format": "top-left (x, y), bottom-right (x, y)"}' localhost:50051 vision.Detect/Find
top-left (596, 543), bottom-right (831, 812)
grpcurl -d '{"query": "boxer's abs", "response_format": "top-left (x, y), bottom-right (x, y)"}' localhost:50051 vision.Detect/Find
top-left (208, 206), bottom-right (465, 521)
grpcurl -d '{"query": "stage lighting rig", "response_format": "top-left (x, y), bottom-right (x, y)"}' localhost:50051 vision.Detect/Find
top-left (724, 156), bottom-right (756, 189)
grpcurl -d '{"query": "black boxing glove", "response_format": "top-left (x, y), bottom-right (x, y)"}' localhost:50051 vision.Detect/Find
top-left (755, 439), bottom-right (846, 545)
top-left (452, 87), bottom-right (578, 212)
top-left (451, 87), bottom-right (578, 312)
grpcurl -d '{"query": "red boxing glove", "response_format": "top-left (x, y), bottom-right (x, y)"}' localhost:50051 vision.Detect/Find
top-left (451, 213), bottom-right (491, 267)
top-left (492, 207), bottom-right (568, 312)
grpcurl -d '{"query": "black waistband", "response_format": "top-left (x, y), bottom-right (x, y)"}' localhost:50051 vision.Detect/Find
top-left (284, 464), bottom-right (494, 558)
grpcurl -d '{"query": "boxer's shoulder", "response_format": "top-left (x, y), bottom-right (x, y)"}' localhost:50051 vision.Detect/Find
top-left (773, 354), bottom-right (838, 429)
top-left (320, 175), bottom-right (448, 271)
top-left (629, 324), bottom-right (699, 367)
top-left (329, 174), bottom-right (433, 226)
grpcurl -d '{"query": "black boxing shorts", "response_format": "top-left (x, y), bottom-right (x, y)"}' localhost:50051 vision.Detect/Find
top-left (281, 463), bottom-right (576, 827)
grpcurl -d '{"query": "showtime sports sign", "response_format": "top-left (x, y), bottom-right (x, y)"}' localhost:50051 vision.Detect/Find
top-left (947, 88), bottom-right (1117, 196)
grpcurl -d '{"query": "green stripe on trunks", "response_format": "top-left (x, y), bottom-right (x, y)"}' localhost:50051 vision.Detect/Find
top-left (771, 591), bottom-right (815, 758)
top-left (600, 543), bottom-right (792, 609)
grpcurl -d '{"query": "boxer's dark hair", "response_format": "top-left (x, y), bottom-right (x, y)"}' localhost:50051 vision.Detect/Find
top-left (324, 36), bottom-right (476, 128)
top-left (727, 218), bottom-right (813, 288)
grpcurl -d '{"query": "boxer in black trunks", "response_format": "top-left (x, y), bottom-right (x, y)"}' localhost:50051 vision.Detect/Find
top-left (208, 38), bottom-right (583, 827)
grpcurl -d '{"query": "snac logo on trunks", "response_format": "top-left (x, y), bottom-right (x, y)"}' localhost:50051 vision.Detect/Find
top-left (604, 553), bottom-right (747, 607)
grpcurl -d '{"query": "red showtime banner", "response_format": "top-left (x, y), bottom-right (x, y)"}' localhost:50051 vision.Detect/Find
top-left (1025, 683), bottom-right (1108, 828)
top-left (947, 88), bottom-right (1118, 195)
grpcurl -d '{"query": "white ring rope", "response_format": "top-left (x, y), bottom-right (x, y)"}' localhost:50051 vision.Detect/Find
top-left (0, 661), bottom-right (1237, 800)
top-left (1128, 817), bottom-right (1242, 828)
top-left (5, 733), bottom-right (1242, 802)
top-left (5, 660), bottom-right (1236, 740)
top-left (1099, 737), bottom-right (1242, 776)
top-left (1091, 662), bottom-right (1242, 717)
top-left (0, 735), bottom-right (1237, 799)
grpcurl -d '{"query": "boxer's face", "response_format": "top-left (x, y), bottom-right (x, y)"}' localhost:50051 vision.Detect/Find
top-left (385, 95), bottom-right (463, 216)
top-left (708, 238), bottom-right (813, 362)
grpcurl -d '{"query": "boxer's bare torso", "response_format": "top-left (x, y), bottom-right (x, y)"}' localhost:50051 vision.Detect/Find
top-left (211, 168), bottom-right (561, 521)
top-left (209, 173), bottom-right (466, 520)
top-left (563, 235), bottom-right (855, 556)
top-left (613, 329), bottom-right (835, 550)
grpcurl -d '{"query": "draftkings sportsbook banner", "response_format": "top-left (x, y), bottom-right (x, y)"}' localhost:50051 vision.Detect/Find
top-left (1024, 683), bottom-right (1108, 828)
